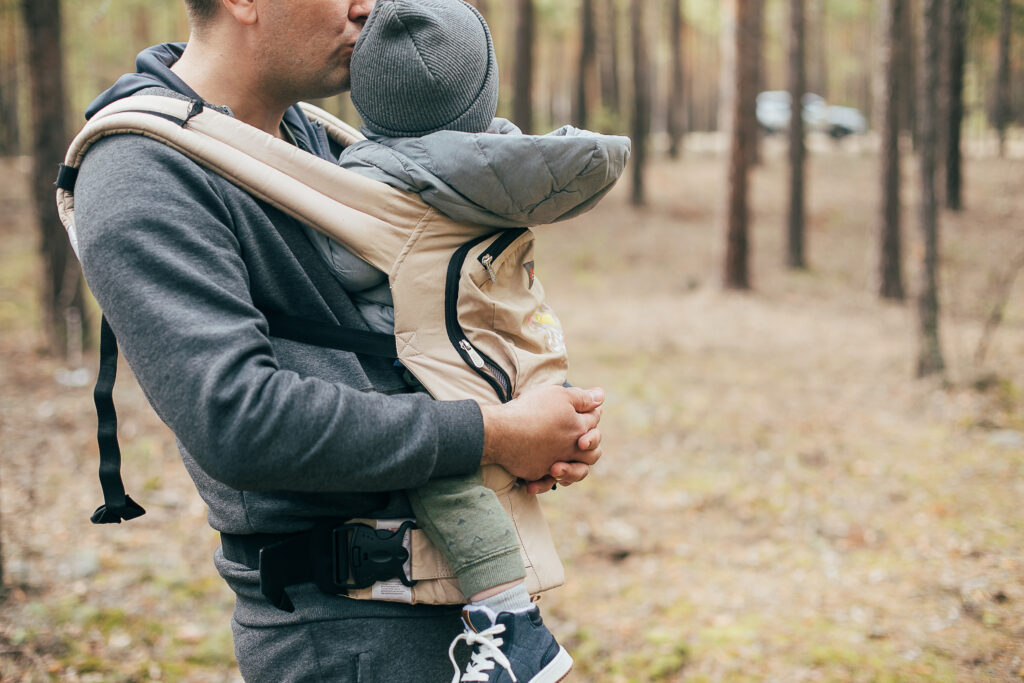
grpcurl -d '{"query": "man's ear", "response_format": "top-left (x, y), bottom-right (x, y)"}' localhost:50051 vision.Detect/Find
top-left (220, 0), bottom-right (258, 26)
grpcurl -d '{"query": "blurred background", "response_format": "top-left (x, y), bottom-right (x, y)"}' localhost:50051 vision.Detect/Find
top-left (1, 0), bottom-right (1023, 680)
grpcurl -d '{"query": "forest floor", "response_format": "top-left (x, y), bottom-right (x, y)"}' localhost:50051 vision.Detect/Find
top-left (1, 135), bottom-right (1023, 682)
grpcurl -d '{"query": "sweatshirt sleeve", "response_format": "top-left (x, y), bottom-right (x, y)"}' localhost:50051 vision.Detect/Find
top-left (73, 134), bottom-right (483, 493)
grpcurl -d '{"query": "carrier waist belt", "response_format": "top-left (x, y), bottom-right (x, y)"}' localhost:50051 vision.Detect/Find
top-left (221, 521), bottom-right (457, 612)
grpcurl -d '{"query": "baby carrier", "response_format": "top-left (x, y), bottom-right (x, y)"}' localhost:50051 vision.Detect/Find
top-left (56, 94), bottom-right (569, 607)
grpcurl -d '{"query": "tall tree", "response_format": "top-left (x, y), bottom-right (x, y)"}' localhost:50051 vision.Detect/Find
top-left (916, 0), bottom-right (946, 377)
top-left (512, 0), bottom-right (535, 133)
top-left (724, 0), bottom-right (757, 289)
top-left (629, 0), bottom-right (649, 206)
top-left (996, 0), bottom-right (1012, 158)
top-left (749, 0), bottom-right (765, 166)
top-left (880, 0), bottom-right (906, 300)
top-left (0, 6), bottom-right (19, 156)
top-left (573, 0), bottom-right (598, 129)
top-left (597, 0), bottom-right (621, 117)
top-left (22, 0), bottom-right (88, 356)
top-left (787, 0), bottom-right (807, 269)
top-left (944, 0), bottom-right (966, 210)
top-left (899, 0), bottom-right (918, 147)
top-left (667, 0), bottom-right (685, 158)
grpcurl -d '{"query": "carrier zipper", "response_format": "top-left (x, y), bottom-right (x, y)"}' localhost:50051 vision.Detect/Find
top-left (446, 233), bottom-right (514, 403)
top-left (477, 228), bottom-right (528, 284)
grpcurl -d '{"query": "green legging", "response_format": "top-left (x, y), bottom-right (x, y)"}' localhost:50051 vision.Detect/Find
top-left (406, 469), bottom-right (526, 598)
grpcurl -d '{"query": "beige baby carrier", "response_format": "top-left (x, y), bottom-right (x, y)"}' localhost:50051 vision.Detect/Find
top-left (57, 95), bottom-right (569, 606)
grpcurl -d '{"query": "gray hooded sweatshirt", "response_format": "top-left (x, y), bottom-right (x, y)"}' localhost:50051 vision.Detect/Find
top-left (303, 118), bottom-right (631, 332)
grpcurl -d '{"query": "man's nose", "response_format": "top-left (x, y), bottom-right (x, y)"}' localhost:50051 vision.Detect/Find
top-left (349, 0), bottom-right (375, 24)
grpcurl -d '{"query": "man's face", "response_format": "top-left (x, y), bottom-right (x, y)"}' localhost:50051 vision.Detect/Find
top-left (255, 0), bottom-right (375, 102)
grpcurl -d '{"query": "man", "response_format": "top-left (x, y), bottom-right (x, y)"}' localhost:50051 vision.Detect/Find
top-left (73, 0), bottom-right (603, 680)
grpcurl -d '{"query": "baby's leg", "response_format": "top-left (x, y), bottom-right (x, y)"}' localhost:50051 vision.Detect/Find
top-left (410, 473), bottom-right (573, 682)
top-left (407, 470), bottom-right (525, 600)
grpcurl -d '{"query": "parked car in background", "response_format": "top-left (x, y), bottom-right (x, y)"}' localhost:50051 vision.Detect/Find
top-left (756, 91), bottom-right (867, 139)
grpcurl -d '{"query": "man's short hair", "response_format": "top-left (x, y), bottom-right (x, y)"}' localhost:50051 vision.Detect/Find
top-left (183, 0), bottom-right (218, 26)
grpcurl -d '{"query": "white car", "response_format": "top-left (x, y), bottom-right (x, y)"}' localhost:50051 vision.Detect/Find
top-left (756, 91), bottom-right (867, 138)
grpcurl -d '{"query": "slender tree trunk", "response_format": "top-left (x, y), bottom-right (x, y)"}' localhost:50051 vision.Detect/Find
top-left (900, 0), bottom-right (918, 147)
top-left (944, 0), bottom-right (965, 210)
top-left (630, 0), bottom-right (649, 206)
top-left (880, 0), bottom-right (906, 300)
top-left (724, 0), bottom-right (756, 289)
top-left (574, 0), bottom-right (598, 129)
top-left (22, 0), bottom-right (88, 357)
top-left (513, 0), bottom-right (534, 133)
top-left (996, 0), bottom-right (1011, 158)
top-left (0, 8), bottom-right (20, 156)
top-left (667, 0), bottom-right (685, 158)
top-left (598, 0), bottom-right (621, 117)
top-left (916, 0), bottom-right (945, 377)
top-left (787, 0), bottom-right (807, 269)
top-left (749, 0), bottom-right (765, 166)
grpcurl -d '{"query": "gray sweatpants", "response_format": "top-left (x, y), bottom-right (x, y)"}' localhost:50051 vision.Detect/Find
top-left (220, 548), bottom-right (469, 682)
top-left (406, 469), bottom-right (526, 598)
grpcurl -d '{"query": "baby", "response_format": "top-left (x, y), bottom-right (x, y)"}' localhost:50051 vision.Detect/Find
top-left (302, 1), bottom-right (630, 681)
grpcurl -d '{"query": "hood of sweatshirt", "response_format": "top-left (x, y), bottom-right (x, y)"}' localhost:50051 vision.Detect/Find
top-left (85, 43), bottom-right (332, 160)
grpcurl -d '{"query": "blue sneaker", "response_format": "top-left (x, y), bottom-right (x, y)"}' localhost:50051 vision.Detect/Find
top-left (448, 604), bottom-right (573, 683)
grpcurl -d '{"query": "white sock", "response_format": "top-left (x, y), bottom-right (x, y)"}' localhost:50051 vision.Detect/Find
top-left (471, 582), bottom-right (533, 615)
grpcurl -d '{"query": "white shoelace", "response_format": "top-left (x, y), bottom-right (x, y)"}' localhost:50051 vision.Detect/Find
top-left (448, 622), bottom-right (518, 683)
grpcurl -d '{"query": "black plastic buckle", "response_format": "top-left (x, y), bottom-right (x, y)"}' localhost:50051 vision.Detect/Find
top-left (331, 521), bottom-right (417, 591)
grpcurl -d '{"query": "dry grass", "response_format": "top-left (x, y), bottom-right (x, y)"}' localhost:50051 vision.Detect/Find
top-left (1, 136), bottom-right (1023, 682)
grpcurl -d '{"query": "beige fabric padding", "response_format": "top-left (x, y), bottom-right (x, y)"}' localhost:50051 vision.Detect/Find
top-left (58, 96), bottom-right (569, 604)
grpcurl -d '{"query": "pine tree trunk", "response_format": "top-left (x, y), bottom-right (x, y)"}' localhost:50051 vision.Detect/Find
top-left (724, 0), bottom-right (756, 289)
top-left (513, 0), bottom-right (534, 133)
top-left (787, 0), bottom-right (807, 269)
top-left (916, 0), bottom-right (945, 377)
top-left (748, 0), bottom-right (765, 166)
top-left (880, 0), bottom-right (906, 300)
top-left (0, 10), bottom-right (20, 156)
top-left (598, 0), bottom-right (621, 117)
top-left (944, 0), bottom-right (965, 210)
top-left (630, 0), bottom-right (649, 206)
top-left (899, 0), bottom-right (918, 147)
top-left (667, 0), bottom-right (685, 158)
top-left (574, 0), bottom-right (597, 129)
top-left (996, 0), bottom-right (1011, 158)
top-left (22, 0), bottom-right (88, 357)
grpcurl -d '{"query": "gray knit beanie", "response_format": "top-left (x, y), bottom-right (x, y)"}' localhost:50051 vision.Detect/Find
top-left (350, 0), bottom-right (498, 137)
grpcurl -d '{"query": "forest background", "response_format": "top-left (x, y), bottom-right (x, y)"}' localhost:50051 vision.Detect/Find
top-left (1, 0), bottom-right (1023, 680)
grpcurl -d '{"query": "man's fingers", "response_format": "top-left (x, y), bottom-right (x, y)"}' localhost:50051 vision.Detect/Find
top-left (567, 386), bottom-right (605, 414)
top-left (549, 461), bottom-right (590, 485)
top-left (577, 426), bottom-right (601, 452)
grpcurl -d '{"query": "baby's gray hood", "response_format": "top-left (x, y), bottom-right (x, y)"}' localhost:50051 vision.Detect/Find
top-left (337, 118), bottom-right (631, 228)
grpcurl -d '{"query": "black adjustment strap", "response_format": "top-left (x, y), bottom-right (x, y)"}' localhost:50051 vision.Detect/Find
top-left (90, 316), bottom-right (146, 524)
top-left (55, 164), bottom-right (79, 193)
top-left (264, 313), bottom-right (397, 358)
top-left (222, 520), bottom-right (416, 612)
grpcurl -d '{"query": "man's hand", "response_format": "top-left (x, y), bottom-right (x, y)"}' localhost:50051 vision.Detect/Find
top-left (479, 385), bottom-right (604, 494)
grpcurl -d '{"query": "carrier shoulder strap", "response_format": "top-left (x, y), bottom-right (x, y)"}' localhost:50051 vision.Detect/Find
top-left (58, 95), bottom-right (409, 523)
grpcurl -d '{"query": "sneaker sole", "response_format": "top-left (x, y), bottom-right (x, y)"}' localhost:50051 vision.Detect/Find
top-left (528, 646), bottom-right (573, 683)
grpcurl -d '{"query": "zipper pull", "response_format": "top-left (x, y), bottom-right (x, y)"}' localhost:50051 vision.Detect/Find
top-left (480, 254), bottom-right (498, 283)
top-left (459, 340), bottom-right (485, 369)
